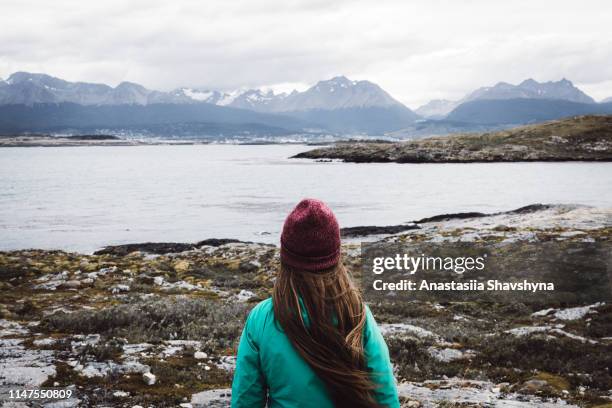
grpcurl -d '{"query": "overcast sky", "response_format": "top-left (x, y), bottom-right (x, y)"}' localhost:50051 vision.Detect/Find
top-left (1, 0), bottom-right (612, 108)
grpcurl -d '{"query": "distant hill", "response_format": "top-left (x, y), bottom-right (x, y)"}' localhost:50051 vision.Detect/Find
top-left (293, 115), bottom-right (612, 163)
top-left (414, 99), bottom-right (458, 119)
top-left (0, 103), bottom-right (311, 136)
top-left (285, 105), bottom-right (420, 134)
top-left (2, 72), bottom-right (611, 135)
top-left (446, 98), bottom-right (612, 124)
top-left (176, 76), bottom-right (413, 113)
top-left (463, 78), bottom-right (595, 104)
top-left (0, 72), bottom-right (419, 135)
top-left (416, 79), bottom-right (609, 125)
top-left (0, 72), bottom-right (192, 106)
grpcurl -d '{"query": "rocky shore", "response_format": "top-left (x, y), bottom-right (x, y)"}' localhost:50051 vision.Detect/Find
top-left (1, 204), bottom-right (611, 407)
top-left (0, 135), bottom-right (198, 147)
top-left (293, 115), bottom-right (612, 163)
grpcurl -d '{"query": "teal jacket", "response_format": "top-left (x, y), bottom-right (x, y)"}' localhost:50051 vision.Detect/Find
top-left (231, 298), bottom-right (399, 407)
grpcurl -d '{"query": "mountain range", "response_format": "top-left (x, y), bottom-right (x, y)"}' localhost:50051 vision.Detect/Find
top-left (0, 73), bottom-right (418, 136)
top-left (415, 78), bottom-right (599, 119)
top-left (1, 72), bottom-right (611, 137)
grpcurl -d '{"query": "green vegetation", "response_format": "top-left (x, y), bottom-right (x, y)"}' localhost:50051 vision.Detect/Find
top-left (1, 208), bottom-right (611, 406)
top-left (294, 115), bottom-right (612, 163)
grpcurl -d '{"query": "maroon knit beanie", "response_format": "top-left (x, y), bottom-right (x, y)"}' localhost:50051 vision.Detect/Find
top-left (280, 198), bottom-right (341, 272)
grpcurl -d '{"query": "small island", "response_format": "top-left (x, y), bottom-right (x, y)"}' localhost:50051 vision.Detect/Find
top-left (293, 115), bottom-right (612, 163)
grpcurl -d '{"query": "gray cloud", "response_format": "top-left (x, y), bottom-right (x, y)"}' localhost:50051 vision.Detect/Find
top-left (1, 0), bottom-right (612, 107)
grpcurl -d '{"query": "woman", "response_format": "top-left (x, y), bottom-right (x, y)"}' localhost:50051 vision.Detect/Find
top-left (231, 198), bottom-right (399, 408)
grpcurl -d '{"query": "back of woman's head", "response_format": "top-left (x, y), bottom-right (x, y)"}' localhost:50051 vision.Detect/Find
top-left (273, 199), bottom-right (381, 408)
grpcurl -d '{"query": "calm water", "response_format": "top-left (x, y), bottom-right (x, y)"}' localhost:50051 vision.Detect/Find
top-left (1, 145), bottom-right (611, 253)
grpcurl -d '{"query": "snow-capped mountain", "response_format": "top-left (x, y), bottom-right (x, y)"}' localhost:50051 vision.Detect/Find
top-left (172, 88), bottom-right (242, 105)
top-left (0, 72), bottom-right (421, 135)
top-left (415, 99), bottom-right (459, 119)
top-left (147, 75), bottom-right (420, 132)
top-left (463, 78), bottom-right (595, 104)
top-left (444, 79), bottom-right (610, 124)
top-left (416, 78), bottom-right (596, 119)
top-left (176, 76), bottom-right (407, 113)
top-left (6, 72), bottom-right (606, 134)
top-left (224, 89), bottom-right (289, 111)
top-left (0, 72), bottom-right (192, 106)
top-left (0, 72), bottom-right (410, 117)
top-left (263, 76), bottom-right (419, 133)
top-left (270, 76), bottom-right (404, 112)
top-left (601, 96), bottom-right (612, 103)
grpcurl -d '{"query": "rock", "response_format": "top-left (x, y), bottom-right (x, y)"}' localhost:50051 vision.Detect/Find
top-left (554, 303), bottom-right (603, 321)
top-left (532, 308), bottom-right (556, 317)
top-left (97, 266), bottom-right (117, 275)
top-left (75, 358), bottom-right (149, 378)
top-left (416, 212), bottom-right (488, 224)
top-left (43, 396), bottom-right (81, 407)
top-left (427, 347), bottom-right (474, 363)
top-left (61, 280), bottom-right (81, 289)
top-left (194, 351), bottom-right (208, 360)
top-left (235, 290), bottom-right (256, 302)
top-left (122, 343), bottom-right (154, 356)
top-left (505, 325), bottom-right (598, 344)
top-left (214, 356), bottom-right (236, 372)
top-left (397, 379), bottom-right (579, 407)
top-left (531, 303), bottom-right (603, 321)
top-left (94, 242), bottom-right (196, 256)
top-left (110, 284), bottom-right (130, 294)
top-left (191, 389), bottom-right (232, 408)
top-left (159, 280), bottom-right (202, 292)
top-left (196, 238), bottom-right (244, 247)
top-left (238, 260), bottom-right (259, 273)
top-left (33, 338), bottom-right (57, 347)
top-left (143, 371), bottom-right (156, 385)
top-left (94, 239), bottom-right (249, 256)
top-left (0, 337), bottom-right (56, 387)
top-left (379, 323), bottom-right (439, 340)
top-left (341, 224), bottom-right (419, 237)
top-left (71, 334), bottom-right (100, 351)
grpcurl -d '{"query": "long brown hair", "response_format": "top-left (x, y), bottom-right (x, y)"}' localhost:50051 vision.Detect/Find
top-left (272, 261), bottom-right (382, 408)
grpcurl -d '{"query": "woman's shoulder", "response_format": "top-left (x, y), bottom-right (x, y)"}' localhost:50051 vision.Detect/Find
top-left (243, 298), bottom-right (276, 344)
top-left (246, 297), bottom-right (275, 324)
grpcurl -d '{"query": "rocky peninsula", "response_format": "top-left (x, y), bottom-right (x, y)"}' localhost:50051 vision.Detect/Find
top-left (293, 115), bottom-right (612, 163)
top-left (1, 205), bottom-right (611, 407)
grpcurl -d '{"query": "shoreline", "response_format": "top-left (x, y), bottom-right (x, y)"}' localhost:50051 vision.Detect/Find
top-left (293, 115), bottom-right (612, 163)
top-left (0, 135), bottom-right (208, 148)
top-left (1, 203), bottom-right (610, 406)
top-left (0, 135), bottom-right (356, 148)
top-left (1, 203), bottom-right (599, 255)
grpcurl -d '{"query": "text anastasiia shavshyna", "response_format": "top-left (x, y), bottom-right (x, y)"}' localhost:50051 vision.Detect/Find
top-left (372, 279), bottom-right (554, 292)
